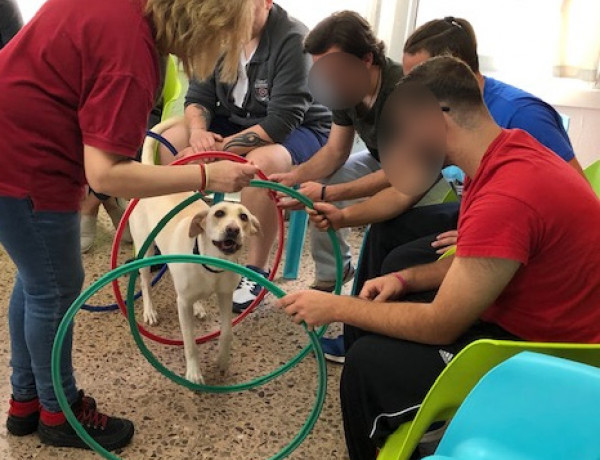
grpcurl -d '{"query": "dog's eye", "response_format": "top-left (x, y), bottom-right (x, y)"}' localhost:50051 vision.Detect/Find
top-left (214, 210), bottom-right (225, 218)
top-left (240, 213), bottom-right (248, 222)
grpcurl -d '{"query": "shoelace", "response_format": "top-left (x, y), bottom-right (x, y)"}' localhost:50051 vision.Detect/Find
top-left (239, 277), bottom-right (258, 291)
top-left (77, 408), bottom-right (108, 430)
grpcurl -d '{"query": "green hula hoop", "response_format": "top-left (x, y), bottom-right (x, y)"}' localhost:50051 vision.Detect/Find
top-left (132, 180), bottom-right (344, 361)
top-left (51, 255), bottom-right (327, 460)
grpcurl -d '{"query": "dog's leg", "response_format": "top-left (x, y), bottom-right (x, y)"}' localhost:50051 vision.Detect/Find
top-left (177, 296), bottom-right (204, 384)
top-left (215, 292), bottom-right (234, 373)
top-left (140, 266), bottom-right (158, 325)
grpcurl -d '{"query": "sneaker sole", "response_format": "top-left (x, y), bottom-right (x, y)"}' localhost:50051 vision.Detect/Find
top-left (38, 422), bottom-right (135, 451)
top-left (6, 417), bottom-right (38, 437)
top-left (324, 353), bottom-right (346, 364)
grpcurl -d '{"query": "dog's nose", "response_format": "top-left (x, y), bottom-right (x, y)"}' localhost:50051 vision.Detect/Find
top-left (226, 226), bottom-right (240, 237)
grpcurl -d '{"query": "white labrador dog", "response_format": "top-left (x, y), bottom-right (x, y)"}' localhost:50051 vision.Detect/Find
top-left (129, 119), bottom-right (260, 384)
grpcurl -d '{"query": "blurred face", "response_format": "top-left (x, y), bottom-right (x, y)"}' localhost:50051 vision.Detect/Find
top-left (402, 50), bottom-right (431, 74)
top-left (251, 0), bottom-right (273, 38)
top-left (308, 51), bottom-right (371, 110)
top-left (378, 83), bottom-right (448, 196)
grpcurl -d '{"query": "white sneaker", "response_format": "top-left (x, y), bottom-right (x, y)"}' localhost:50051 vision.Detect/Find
top-left (80, 214), bottom-right (97, 253)
top-left (232, 265), bottom-right (269, 313)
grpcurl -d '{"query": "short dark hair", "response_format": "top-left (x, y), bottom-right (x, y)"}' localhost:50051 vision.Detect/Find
top-left (400, 56), bottom-right (485, 126)
top-left (404, 17), bottom-right (479, 73)
top-left (304, 11), bottom-right (386, 66)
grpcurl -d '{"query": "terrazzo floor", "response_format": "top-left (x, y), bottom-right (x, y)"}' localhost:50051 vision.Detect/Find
top-left (0, 207), bottom-right (364, 460)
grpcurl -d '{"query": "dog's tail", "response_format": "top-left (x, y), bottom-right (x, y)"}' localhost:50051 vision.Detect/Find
top-left (141, 116), bottom-right (184, 165)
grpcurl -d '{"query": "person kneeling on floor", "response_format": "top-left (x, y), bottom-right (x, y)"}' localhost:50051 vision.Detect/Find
top-left (277, 56), bottom-right (600, 460)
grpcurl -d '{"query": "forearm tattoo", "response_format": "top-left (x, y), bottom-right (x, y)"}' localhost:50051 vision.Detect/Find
top-left (223, 131), bottom-right (269, 151)
top-left (191, 103), bottom-right (211, 127)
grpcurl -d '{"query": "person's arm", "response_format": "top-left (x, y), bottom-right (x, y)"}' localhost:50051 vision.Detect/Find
top-left (324, 169), bottom-right (389, 202)
top-left (219, 124), bottom-right (274, 155)
top-left (84, 145), bottom-right (258, 198)
top-left (278, 255), bottom-right (520, 345)
top-left (257, 34), bottom-right (315, 147)
top-left (271, 123), bottom-right (355, 186)
top-left (308, 186), bottom-right (423, 231)
top-left (184, 77), bottom-right (224, 152)
top-left (358, 256), bottom-right (454, 302)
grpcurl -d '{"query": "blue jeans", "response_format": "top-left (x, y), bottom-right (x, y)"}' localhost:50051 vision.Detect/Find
top-left (0, 197), bottom-right (82, 412)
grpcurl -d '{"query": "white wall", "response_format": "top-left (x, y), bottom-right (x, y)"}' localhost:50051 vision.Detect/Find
top-left (558, 106), bottom-right (600, 168)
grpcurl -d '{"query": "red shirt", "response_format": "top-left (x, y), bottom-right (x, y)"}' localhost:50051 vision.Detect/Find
top-left (0, 0), bottom-right (160, 211)
top-left (457, 129), bottom-right (600, 343)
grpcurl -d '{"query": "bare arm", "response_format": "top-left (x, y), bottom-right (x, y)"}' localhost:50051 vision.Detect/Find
top-left (324, 169), bottom-right (389, 202)
top-left (279, 256), bottom-right (521, 345)
top-left (84, 145), bottom-right (258, 197)
top-left (271, 124), bottom-right (356, 186)
top-left (220, 125), bottom-right (274, 155)
top-left (185, 103), bottom-right (212, 131)
top-left (308, 187), bottom-right (423, 231)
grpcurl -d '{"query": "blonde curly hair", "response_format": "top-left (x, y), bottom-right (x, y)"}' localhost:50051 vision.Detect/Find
top-left (146, 0), bottom-right (253, 82)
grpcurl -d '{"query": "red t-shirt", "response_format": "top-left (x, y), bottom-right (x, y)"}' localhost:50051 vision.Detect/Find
top-left (457, 129), bottom-right (600, 343)
top-left (0, 0), bottom-right (160, 211)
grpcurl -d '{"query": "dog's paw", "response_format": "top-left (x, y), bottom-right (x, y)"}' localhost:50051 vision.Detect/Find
top-left (215, 352), bottom-right (231, 373)
top-left (143, 308), bottom-right (159, 326)
top-left (193, 302), bottom-right (207, 320)
top-left (185, 365), bottom-right (205, 384)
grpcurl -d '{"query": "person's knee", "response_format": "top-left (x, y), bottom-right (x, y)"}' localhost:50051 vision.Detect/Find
top-left (159, 122), bottom-right (189, 160)
top-left (245, 144), bottom-right (292, 175)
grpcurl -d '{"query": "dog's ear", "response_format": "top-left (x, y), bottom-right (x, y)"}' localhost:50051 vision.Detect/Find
top-left (249, 214), bottom-right (262, 236)
top-left (189, 209), bottom-right (209, 238)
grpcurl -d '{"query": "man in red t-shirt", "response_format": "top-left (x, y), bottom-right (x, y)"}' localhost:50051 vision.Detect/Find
top-left (0, 0), bottom-right (259, 452)
top-left (276, 56), bottom-right (600, 459)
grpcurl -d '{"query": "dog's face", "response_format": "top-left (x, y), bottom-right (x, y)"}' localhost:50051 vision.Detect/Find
top-left (188, 202), bottom-right (260, 256)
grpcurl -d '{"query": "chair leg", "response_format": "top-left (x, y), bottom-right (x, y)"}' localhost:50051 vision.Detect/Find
top-left (213, 192), bottom-right (225, 204)
top-left (350, 226), bottom-right (370, 295)
top-left (283, 210), bottom-right (309, 280)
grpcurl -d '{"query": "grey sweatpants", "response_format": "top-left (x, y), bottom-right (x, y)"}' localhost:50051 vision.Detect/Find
top-left (310, 150), bottom-right (380, 282)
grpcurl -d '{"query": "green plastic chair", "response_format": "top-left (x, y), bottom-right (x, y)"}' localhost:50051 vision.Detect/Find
top-left (161, 55), bottom-right (182, 122)
top-left (584, 160), bottom-right (600, 198)
top-left (152, 55), bottom-right (182, 165)
top-left (377, 339), bottom-right (600, 460)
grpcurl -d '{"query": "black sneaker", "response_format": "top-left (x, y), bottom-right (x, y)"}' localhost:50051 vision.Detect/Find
top-left (38, 392), bottom-right (133, 451)
top-left (6, 391), bottom-right (96, 437)
top-left (232, 265), bottom-right (269, 313)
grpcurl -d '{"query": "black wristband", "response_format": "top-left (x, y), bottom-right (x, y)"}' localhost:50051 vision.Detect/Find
top-left (321, 185), bottom-right (327, 201)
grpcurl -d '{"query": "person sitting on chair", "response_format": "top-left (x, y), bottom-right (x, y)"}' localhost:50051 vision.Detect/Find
top-left (277, 56), bottom-right (600, 460)
top-left (272, 11), bottom-right (448, 296)
top-left (308, 17), bottom-right (587, 364)
top-left (159, 0), bottom-right (331, 313)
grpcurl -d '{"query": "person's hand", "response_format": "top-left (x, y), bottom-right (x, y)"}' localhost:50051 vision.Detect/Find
top-left (173, 146), bottom-right (207, 164)
top-left (276, 290), bottom-right (339, 328)
top-left (359, 274), bottom-right (406, 302)
top-left (431, 230), bottom-right (458, 255)
top-left (277, 181), bottom-right (324, 210)
top-left (189, 128), bottom-right (223, 153)
top-left (307, 202), bottom-right (345, 231)
top-left (205, 161), bottom-right (258, 192)
top-left (269, 169), bottom-right (301, 188)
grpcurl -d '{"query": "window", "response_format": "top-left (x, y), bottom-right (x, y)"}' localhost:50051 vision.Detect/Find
top-left (414, 0), bottom-right (600, 87)
top-left (276, 0), bottom-right (377, 30)
top-left (16, 0), bottom-right (45, 23)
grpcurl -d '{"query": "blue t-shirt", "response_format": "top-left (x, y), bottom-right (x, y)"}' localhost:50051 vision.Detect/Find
top-left (483, 76), bottom-right (574, 162)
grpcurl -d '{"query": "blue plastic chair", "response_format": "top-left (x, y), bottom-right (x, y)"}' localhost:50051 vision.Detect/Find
top-left (283, 210), bottom-right (310, 279)
top-left (424, 352), bottom-right (600, 460)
